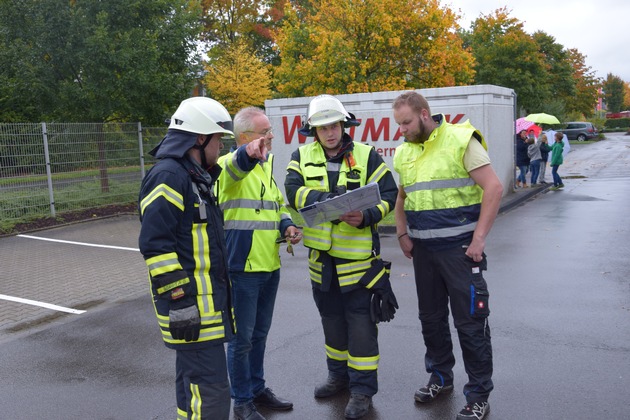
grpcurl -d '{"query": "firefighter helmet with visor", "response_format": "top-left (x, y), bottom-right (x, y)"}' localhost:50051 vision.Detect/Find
top-left (169, 97), bottom-right (234, 138)
top-left (299, 94), bottom-right (360, 137)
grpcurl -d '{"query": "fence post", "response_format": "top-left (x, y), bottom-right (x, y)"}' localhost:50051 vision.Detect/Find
top-left (41, 122), bottom-right (56, 217)
top-left (138, 122), bottom-right (146, 179)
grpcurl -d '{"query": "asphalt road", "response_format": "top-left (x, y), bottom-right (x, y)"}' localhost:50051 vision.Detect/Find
top-left (0, 134), bottom-right (629, 419)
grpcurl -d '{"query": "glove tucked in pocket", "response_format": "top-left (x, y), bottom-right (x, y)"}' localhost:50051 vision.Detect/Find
top-left (358, 259), bottom-right (398, 323)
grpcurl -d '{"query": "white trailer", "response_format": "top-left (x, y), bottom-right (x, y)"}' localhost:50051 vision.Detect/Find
top-left (265, 85), bottom-right (516, 197)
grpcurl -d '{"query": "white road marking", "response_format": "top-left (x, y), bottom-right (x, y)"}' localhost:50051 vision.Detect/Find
top-left (17, 234), bottom-right (140, 252)
top-left (0, 294), bottom-right (86, 314)
top-left (8, 235), bottom-right (140, 315)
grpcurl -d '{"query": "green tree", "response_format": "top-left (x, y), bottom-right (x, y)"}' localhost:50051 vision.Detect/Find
top-left (201, 0), bottom-right (284, 65)
top-left (463, 7), bottom-right (548, 114)
top-left (0, 0), bottom-right (203, 124)
top-left (603, 73), bottom-right (626, 113)
top-left (273, 0), bottom-right (475, 97)
top-left (566, 48), bottom-right (600, 118)
top-left (531, 31), bottom-right (576, 117)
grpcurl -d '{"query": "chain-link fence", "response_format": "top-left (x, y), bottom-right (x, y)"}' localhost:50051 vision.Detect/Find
top-left (0, 122), bottom-right (165, 232)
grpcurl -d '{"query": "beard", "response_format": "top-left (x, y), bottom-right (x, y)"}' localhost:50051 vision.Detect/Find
top-left (406, 117), bottom-right (431, 144)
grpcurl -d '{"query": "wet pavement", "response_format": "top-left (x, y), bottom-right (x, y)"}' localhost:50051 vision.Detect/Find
top-left (1, 133), bottom-right (629, 419)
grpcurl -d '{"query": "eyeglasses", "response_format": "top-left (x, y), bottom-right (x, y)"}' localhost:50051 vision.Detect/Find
top-left (244, 128), bottom-right (273, 136)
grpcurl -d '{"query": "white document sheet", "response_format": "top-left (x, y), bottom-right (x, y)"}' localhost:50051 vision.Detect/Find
top-left (299, 182), bottom-right (382, 227)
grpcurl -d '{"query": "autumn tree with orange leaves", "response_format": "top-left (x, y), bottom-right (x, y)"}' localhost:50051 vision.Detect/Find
top-left (565, 48), bottom-right (599, 118)
top-left (203, 40), bottom-right (272, 113)
top-left (273, 0), bottom-right (475, 97)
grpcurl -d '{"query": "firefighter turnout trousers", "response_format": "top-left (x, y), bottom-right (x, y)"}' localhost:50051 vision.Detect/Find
top-left (312, 269), bottom-right (379, 397)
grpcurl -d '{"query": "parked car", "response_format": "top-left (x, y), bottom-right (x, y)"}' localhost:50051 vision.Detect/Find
top-left (560, 122), bottom-right (598, 141)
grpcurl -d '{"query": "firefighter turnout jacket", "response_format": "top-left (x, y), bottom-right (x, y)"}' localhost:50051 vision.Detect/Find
top-left (139, 151), bottom-right (234, 350)
top-left (285, 134), bottom-right (397, 291)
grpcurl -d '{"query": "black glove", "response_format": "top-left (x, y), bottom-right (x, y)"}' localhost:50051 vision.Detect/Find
top-left (169, 304), bottom-right (201, 342)
top-left (371, 281), bottom-right (399, 323)
top-left (359, 260), bottom-right (399, 323)
top-left (369, 294), bottom-right (383, 324)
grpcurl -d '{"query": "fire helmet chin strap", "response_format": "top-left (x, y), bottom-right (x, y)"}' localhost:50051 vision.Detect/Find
top-left (192, 134), bottom-right (213, 169)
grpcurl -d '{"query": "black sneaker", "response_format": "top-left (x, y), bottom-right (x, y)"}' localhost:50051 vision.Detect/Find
top-left (456, 401), bottom-right (490, 420)
top-left (414, 382), bottom-right (454, 403)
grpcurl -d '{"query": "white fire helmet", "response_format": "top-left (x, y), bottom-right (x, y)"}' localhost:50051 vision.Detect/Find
top-left (300, 94), bottom-right (360, 136)
top-left (169, 97), bottom-right (234, 138)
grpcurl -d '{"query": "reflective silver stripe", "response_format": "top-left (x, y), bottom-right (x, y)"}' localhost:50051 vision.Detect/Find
top-left (193, 223), bottom-right (211, 314)
top-left (224, 220), bottom-right (279, 230)
top-left (197, 326), bottom-right (225, 340)
top-left (410, 221), bottom-right (477, 239)
top-left (331, 245), bottom-right (371, 254)
top-left (327, 161), bottom-right (342, 171)
top-left (348, 358), bottom-right (379, 369)
top-left (220, 199), bottom-right (279, 211)
top-left (326, 345), bottom-right (348, 361)
top-left (331, 232), bottom-right (373, 243)
top-left (297, 187), bottom-right (310, 208)
top-left (303, 234), bottom-right (331, 247)
top-left (367, 164), bottom-right (388, 184)
top-left (224, 164), bottom-right (241, 182)
top-left (200, 313), bottom-right (223, 323)
top-left (405, 177), bottom-right (475, 194)
top-left (337, 258), bottom-right (374, 274)
top-left (140, 183), bottom-right (184, 214)
top-left (338, 272), bottom-right (364, 286)
top-left (147, 256), bottom-right (179, 272)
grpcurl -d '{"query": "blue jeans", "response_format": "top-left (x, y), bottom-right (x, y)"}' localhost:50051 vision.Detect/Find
top-left (551, 164), bottom-right (563, 186)
top-left (227, 270), bottom-right (280, 405)
top-left (517, 165), bottom-right (528, 184)
top-left (529, 159), bottom-right (541, 184)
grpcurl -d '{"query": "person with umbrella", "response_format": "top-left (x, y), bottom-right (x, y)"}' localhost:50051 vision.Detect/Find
top-left (515, 129), bottom-right (530, 188)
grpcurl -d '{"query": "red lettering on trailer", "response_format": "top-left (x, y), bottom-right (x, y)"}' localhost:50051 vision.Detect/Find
top-left (445, 114), bottom-right (465, 124)
top-left (281, 113), bottom-right (466, 143)
top-left (282, 116), bottom-right (308, 144)
top-left (361, 118), bottom-right (390, 141)
top-left (375, 147), bottom-right (397, 157)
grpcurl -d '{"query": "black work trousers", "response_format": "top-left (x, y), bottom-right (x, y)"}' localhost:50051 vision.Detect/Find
top-left (412, 241), bottom-right (494, 404)
top-left (312, 271), bottom-right (379, 397)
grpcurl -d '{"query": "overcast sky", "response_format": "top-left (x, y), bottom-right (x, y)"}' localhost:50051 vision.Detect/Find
top-left (448, 0), bottom-right (629, 83)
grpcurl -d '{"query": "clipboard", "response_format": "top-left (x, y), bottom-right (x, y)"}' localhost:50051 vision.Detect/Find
top-left (299, 182), bottom-right (381, 227)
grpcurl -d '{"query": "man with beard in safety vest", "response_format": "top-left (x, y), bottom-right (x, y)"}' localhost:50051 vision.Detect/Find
top-left (392, 91), bottom-right (503, 420)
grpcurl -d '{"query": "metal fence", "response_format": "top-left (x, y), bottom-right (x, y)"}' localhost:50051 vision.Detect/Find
top-left (0, 122), bottom-right (166, 232)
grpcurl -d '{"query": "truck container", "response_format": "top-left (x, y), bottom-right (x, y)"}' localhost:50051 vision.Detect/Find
top-left (265, 85), bottom-right (516, 197)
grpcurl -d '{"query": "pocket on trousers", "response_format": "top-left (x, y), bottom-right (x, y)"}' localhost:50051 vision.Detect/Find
top-left (467, 254), bottom-right (489, 318)
top-left (470, 283), bottom-right (490, 318)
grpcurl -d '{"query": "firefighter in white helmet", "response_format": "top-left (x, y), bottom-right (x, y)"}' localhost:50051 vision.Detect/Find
top-left (285, 94), bottom-right (398, 419)
top-left (138, 96), bottom-right (267, 420)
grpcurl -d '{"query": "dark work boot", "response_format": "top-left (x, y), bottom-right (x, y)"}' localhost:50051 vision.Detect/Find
top-left (344, 393), bottom-right (372, 419)
top-left (314, 376), bottom-right (349, 398)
